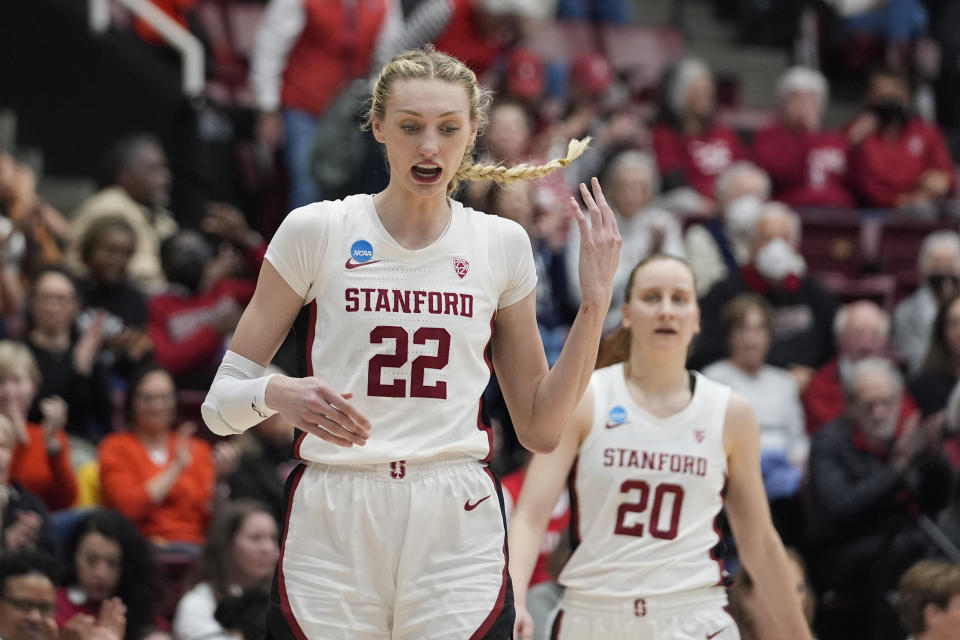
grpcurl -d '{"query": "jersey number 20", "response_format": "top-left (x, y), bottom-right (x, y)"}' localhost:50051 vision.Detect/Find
top-left (368, 326), bottom-right (450, 399)
top-left (615, 480), bottom-right (684, 540)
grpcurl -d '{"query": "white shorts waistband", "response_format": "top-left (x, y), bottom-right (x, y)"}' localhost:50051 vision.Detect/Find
top-left (561, 587), bottom-right (728, 618)
top-left (308, 455), bottom-right (484, 482)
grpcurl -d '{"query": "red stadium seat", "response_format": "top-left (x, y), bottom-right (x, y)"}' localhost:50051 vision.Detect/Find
top-left (797, 208), bottom-right (864, 277)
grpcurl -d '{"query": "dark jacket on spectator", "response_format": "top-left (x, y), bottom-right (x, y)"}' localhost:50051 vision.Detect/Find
top-left (806, 416), bottom-right (951, 596)
top-left (691, 265), bottom-right (837, 370)
top-left (1, 481), bottom-right (60, 559)
top-left (907, 368), bottom-right (957, 417)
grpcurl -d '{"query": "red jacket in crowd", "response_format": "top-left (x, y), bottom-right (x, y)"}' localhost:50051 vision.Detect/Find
top-left (148, 279), bottom-right (255, 378)
top-left (802, 358), bottom-right (918, 435)
top-left (651, 122), bottom-right (747, 198)
top-left (847, 118), bottom-right (956, 208)
top-left (10, 424), bottom-right (77, 511)
top-left (753, 122), bottom-right (855, 209)
top-left (282, 0), bottom-right (390, 115)
top-left (433, 0), bottom-right (503, 75)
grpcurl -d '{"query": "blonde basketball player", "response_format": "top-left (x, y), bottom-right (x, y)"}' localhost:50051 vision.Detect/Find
top-left (201, 47), bottom-right (621, 639)
top-left (509, 255), bottom-right (812, 640)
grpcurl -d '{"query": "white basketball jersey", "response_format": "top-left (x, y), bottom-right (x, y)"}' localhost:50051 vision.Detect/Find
top-left (559, 364), bottom-right (730, 598)
top-left (264, 194), bottom-right (536, 465)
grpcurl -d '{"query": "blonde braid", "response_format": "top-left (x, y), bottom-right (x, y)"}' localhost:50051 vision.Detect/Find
top-left (450, 137), bottom-right (591, 194)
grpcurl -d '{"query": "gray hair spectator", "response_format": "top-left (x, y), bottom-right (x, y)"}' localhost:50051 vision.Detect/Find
top-left (895, 230), bottom-right (960, 374)
top-left (754, 65), bottom-right (855, 209)
top-left (566, 148), bottom-right (684, 330)
top-left (807, 356), bottom-right (951, 639)
top-left (684, 161), bottom-right (771, 295)
top-left (692, 201), bottom-right (837, 389)
top-left (803, 301), bottom-right (901, 434)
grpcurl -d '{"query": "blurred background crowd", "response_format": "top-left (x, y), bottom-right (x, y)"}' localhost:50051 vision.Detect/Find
top-left (2, 0), bottom-right (960, 638)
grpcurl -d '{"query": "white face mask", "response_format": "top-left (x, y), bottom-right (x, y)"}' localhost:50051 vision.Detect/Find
top-left (754, 238), bottom-right (805, 282)
top-left (724, 195), bottom-right (763, 237)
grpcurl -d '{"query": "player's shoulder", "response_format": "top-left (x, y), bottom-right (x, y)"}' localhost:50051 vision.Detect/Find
top-left (456, 199), bottom-right (527, 240)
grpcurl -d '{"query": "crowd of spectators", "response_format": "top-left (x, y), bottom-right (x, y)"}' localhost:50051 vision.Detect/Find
top-left (0, 0), bottom-right (959, 638)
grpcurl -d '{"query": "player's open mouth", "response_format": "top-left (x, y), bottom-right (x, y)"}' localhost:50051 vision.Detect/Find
top-left (411, 165), bottom-right (443, 183)
top-left (654, 328), bottom-right (677, 334)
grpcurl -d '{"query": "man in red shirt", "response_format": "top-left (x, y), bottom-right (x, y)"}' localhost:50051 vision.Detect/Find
top-left (753, 66), bottom-right (855, 209)
top-left (847, 68), bottom-right (955, 215)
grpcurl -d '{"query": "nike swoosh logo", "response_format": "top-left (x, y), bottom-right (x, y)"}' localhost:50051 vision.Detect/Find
top-left (464, 495), bottom-right (491, 511)
top-left (605, 421), bottom-right (630, 429)
top-left (706, 628), bottom-right (727, 639)
top-left (345, 258), bottom-right (382, 269)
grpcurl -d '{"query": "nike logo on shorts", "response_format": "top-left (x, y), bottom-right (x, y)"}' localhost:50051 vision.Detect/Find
top-left (706, 628), bottom-right (727, 639)
top-left (464, 495), bottom-right (491, 511)
top-left (345, 258), bottom-right (382, 269)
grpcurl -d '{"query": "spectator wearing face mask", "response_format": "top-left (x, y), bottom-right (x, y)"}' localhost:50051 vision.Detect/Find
top-left (692, 203), bottom-right (838, 390)
top-left (753, 66), bottom-right (855, 209)
top-left (847, 68), bottom-right (955, 216)
top-left (894, 231), bottom-right (960, 375)
top-left (684, 162), bottom-right (771, 296)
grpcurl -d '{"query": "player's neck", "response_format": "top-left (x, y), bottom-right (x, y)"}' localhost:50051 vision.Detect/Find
top-left (373, 188), bottom-right (451, 251)
top-left (624, 355), bottom-right (688, 396)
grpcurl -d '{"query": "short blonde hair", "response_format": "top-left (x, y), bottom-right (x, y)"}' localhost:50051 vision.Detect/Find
top-left (365, 47), bottom-right (588, 195)
top-left (0, 341), bottom-right (40, 384)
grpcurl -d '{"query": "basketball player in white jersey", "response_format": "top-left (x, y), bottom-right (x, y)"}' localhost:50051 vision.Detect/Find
top-left (509, 255), bottom-right (812, 640)
top-left (200, 48), bottom-right (622, 639)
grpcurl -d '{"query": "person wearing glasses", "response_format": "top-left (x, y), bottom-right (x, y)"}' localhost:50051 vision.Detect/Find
top-left (0, 551), bottom-right (59, 640)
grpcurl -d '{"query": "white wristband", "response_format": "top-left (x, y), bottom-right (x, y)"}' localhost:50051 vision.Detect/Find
top-left (201, 350), bottom-right (279, 436)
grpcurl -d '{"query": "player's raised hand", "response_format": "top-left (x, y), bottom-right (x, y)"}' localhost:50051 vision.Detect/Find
top-left (570, 177), bottom-right (621, 309)
top-left (266, 376), bottom-right (371, 447)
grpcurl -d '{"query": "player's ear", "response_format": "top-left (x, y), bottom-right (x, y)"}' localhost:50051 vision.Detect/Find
top-left (372, 116), bottom-right (386, 144)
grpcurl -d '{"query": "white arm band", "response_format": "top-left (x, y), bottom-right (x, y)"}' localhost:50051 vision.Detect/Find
top-left (201, 350), bottom-right (279, 436)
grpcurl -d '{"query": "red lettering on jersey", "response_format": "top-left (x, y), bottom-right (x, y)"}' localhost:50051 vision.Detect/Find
top-left (669, 454), bottom-right (682, 473)
top-left (394, 289), bottom-right (411, 313)
top-left (461, 293), bottom-right (473, 317)
top-left (627, 450), bottom-right (639, 468)
top-left (603, 449), bottom-right (615, 467)
top-left (444, 292), bottom-right (459, 315)
top-left (697, 458), bottom-right (707, 477)
top-left (641, 451), bottom-right (655, 470)
top-left (682, 456), bottom-right (695, 475)
top-left (375, 289), bottom-right (391, 312)
top-left (345, 288), bottom-right (359, 312)
top-left (413, 290), bottom-right (427, 313)
top-left (361, 287), bottom-right (375, 312)
top-left (428, 291), bottom-right (443, 314)
top-left (657, 452), bottom-right (669, 471)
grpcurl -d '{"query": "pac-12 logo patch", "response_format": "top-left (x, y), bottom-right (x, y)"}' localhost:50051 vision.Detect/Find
top-left (694, 429), bottom-right (705, 443)
top-left (453, 257), bottom-right (469, 279)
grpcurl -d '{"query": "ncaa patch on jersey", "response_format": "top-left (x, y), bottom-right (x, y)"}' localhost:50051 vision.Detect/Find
top-left (453, 257), bottom-right (469, 279)
top-left (608, 406), bottom-right (627, 424)
top-left (350, 240), bottom-right (375, 262)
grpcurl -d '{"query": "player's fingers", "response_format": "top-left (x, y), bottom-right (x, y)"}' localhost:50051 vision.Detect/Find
top-left (579, 182), bottom-right (602, 233)
top-left (590, 177), bottom-right (615, 233)
top-left (319, 400), bottom-right (370, 438)
top-left (569, 196), bottom-right (588, 234)
top-left (317, 387), bottom-right (371, 433)
top-left (299, 423), bottom-right (355, 448)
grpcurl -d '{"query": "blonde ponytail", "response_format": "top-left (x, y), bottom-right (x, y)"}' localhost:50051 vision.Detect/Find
top-left (449, 137), bottom-right (591, 195)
